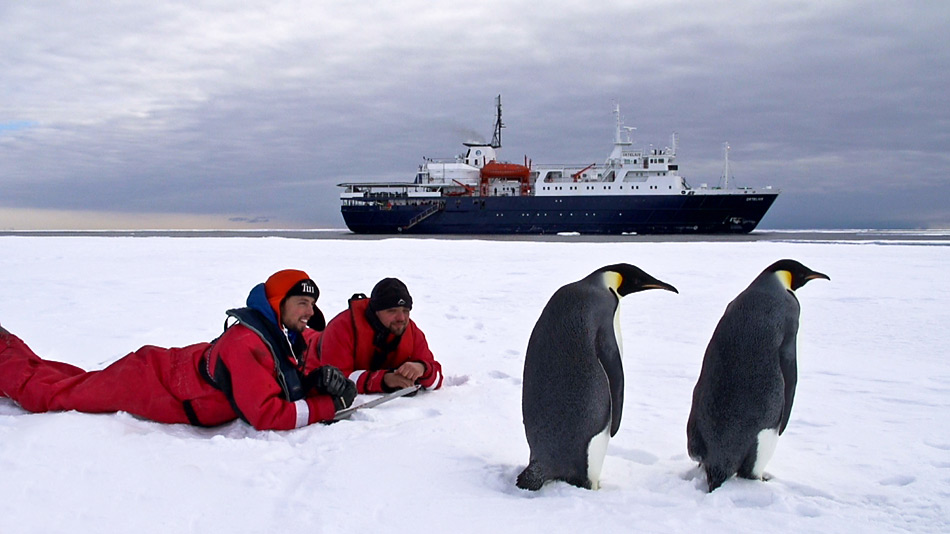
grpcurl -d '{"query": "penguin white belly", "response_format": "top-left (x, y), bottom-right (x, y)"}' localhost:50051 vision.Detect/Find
top-left (588, 340), bottom-right (618, 491)
top-left (752, 428), bottom-right (780, 478)
top-left (613, 305), bottom-right (624, 356)
top-left (587, 423), bottom-right (611, 490)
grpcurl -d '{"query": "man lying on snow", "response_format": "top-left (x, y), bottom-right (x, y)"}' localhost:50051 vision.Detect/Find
top-left (0, 269), bottom-right (357, 431)
top-left (317, 277), bottom-right (443, 394)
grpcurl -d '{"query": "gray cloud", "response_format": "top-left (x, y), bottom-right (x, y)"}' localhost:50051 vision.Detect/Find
top-left (1, 0), bottom-right (948, 229)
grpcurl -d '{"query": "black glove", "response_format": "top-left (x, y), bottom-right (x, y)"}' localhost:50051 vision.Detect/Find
top-left (304, 366), bottom-right (348, 396)
top-left (332, 379), bottom-right (358, 411)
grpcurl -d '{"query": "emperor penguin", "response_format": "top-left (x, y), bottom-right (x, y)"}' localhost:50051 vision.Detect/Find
top-left (517, 263), bottom-right (678, 491)
top-left (687, 259), bottom-right (829, 492)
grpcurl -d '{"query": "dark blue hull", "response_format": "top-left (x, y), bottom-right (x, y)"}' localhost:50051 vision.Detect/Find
top-left (341, 192), bottom-right (779, 235)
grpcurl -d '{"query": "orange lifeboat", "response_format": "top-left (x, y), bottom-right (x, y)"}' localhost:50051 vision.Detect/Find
top-left (480, 161), bottom-right (531, 180)
top-left (479, 161), bottom-right (532, 196)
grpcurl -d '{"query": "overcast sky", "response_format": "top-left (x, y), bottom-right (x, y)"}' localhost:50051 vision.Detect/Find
top-left (1, 1), bottom-right (947, 230)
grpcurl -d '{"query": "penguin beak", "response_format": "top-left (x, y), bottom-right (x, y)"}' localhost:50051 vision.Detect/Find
top-left (805, 271), bottom-right (831, 282)
top-left (642, 281), bottom-right (679, 294)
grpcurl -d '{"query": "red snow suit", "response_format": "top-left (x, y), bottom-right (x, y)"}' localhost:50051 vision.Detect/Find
top-left (315, 297), bottom-right (443, 393)
top-left (0, 324), bottom-right (337, 431)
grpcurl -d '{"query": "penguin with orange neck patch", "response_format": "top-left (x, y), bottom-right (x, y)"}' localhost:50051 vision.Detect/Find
top-left (517, 264), bottom-right (678, 491)
top-left (687, 259), bottom-right (830, 492)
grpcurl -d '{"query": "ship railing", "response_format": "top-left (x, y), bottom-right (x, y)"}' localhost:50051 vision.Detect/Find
top-left (424, 157), bottom-right (463, 164)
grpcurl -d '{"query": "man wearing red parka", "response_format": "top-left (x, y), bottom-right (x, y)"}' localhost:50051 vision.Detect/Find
top-left (316, 278), bottom-right (443, 394)
top-left (0, 269), bottom-right (356, 431)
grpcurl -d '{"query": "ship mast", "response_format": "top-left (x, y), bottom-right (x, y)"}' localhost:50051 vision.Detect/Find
top-left (490, 94), bottom-right (504, 149)
top-left (722, 142), bottom-right (731, 189)
top-left (608, 103), bottom-right (634, 165)
top-left (613, 103), bottom-right (634, 145)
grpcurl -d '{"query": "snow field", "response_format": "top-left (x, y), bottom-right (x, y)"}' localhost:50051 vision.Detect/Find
top-left (1, 236), bottom-right (947, 533)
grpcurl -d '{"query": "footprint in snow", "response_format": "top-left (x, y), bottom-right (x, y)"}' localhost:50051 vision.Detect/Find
top-left (443, 375), bottom-right (470, 387)
top-left (607, 444), bottom-right (659, 465)
top-left (924, 440), bottom-right (950, 451)
top-left (879, 475), bottom-right (915, 487)
top-left (726, 486), bottom-right (777, 508)
top-left (796, 504), bottom-right (823, 518)
top-left (488, 370), bottom-right (521, 385)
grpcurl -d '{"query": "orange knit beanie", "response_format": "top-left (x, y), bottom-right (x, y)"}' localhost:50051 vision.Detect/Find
top-left (264, 269), bottom-right (317, 323)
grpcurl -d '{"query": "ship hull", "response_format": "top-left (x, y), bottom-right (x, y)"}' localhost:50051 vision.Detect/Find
top-left (341, 192), bottom-right (779, 235)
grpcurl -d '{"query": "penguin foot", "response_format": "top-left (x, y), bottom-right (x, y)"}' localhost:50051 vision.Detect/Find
top-left (704, 465), bottom-right (729, 493)
top-left (737, 466), bottom-right (772, 482)
top-left (516, 463), bottom-right (545, 491)
top-left (566, 476), bottom-right (595, 490)
top-left (737, 471), bottom-right (756, 480)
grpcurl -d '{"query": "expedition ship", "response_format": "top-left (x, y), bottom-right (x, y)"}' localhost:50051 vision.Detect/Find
top-left (338, 97), bottom-right (779, 235)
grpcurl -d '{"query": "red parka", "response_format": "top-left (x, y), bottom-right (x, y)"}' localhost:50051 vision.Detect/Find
top-left (0, 283), bottom-right (337, 430)
top-left (315, 297), bottom-right (443, 393)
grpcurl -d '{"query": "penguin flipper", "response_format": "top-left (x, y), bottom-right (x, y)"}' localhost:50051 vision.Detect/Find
top-left (597, 329), bottom-right (625, 436)
top-left (686, 408), bottom-right (706, 461)
top-left (778, 343), bottom-right (798, 435)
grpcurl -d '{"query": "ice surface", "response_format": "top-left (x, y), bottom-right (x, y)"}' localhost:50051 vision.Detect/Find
top-left (1, 236), bottom-right (947, 533)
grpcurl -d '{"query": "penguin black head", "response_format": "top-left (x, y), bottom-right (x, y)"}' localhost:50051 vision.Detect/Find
top-left (765, 259), bottom-right (831, 291)
top-left (594, 263), bottom-right (679, 297)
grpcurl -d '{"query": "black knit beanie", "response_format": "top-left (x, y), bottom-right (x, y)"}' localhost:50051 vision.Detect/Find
top-left (369, 278), bottom-right (413, 311)
top-left (284, 278), bottom-right (319, 301)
